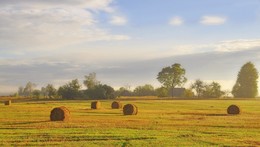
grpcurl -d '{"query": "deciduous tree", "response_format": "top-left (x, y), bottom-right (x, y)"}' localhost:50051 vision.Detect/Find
top-left (191, 79), bottom-right (204, 98)
top-left (157, 63), bottom-right (187, 97)
top-left (58, 79), bottom-right (81, 99)
top-left (23, 82), bottom-right (36, 98)
top-left (46, 84), bottom-right (57, 99)
top-left (156, 87), bottom-right (168, 97)
top-left (83, 72), bottom-right (100, 89)
top-left (202, 82), bottom-right (224, 98)
top-left (133, 84), bottom-right (155, 96)
top-left (85, 84), bottom-right (115, 99)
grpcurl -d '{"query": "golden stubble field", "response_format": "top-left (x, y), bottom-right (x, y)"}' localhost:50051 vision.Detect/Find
top-left (0, 99), bottom-right (260, 146)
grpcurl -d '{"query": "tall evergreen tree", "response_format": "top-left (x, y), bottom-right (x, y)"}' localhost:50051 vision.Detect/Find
top-left (232, 62), bottom-right (259, 98)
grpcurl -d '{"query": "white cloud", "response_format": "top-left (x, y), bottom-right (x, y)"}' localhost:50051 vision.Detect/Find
top-left (0, 0), bottom-right (129, 50)
top-left (200, 15), bottom-right (227, 25)
top-left (215, 39), bottom-right (260, 52)
top-left (109, 16), bottom-right (127, 26)
top-left (1, 38), bottom-right (260, 95)
top-left (169, 16), bottom-right (184, 26)
top-left (0, 0), bottom-right (114, 11)
top-left (142, 39), bottom-right (260, 59)
top-left (166, 39), bottom-right (260, 56)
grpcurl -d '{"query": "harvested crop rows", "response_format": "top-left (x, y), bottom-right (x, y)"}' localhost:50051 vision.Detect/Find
top-left (0, 99), bottom-right (260, 146)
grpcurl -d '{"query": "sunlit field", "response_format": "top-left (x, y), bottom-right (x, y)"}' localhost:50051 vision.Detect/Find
top-left (0, 99), bottom-right (260, 146)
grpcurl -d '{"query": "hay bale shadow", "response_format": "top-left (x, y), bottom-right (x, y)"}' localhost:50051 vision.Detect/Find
top-left (180, 112), bottom-right (207, 116)
top-left (9, 120), bottom-right (50, 125)
top-left (206, 114), bottom-right (228, 116)
top-left (181, 112), bottom-right (228, 116)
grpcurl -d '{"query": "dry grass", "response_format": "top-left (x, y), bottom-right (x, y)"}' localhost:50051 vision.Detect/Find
top-left (0, 99), bottom-right (260, 146)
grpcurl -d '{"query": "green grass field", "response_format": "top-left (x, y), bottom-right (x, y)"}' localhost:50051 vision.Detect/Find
top-left (0, 99), bottom-right (260, 146)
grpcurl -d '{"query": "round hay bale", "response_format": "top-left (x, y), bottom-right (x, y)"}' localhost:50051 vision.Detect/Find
top-left (50, 107), bottom-right (70, 121)
top-left (123, 104), bottom-right (138, 115)
top-left (59, 106), bottom-right (70, 114)
top-left (227, 105), bottom-right (240, 115)
top-left (91, 101), bottom-right (101, 109)
top-left (4, 100), bottom-right (11, 106)
top-left (111, 101), bottom-right (122, 109)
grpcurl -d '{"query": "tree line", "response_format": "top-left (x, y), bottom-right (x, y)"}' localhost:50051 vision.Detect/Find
top-left (16, 61), bottom-right (259, 99)
top-left (156, 61), bottom-right (258, 98)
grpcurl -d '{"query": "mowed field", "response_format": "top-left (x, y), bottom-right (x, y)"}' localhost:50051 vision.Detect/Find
top-left (0, 99), bottom-right (260, 146)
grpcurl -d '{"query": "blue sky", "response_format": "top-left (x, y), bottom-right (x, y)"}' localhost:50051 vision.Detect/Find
top-left (1, 0), bottom-right (260, 95)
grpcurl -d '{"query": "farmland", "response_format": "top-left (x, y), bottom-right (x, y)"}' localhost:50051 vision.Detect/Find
top-left (0, 99), bottom-right (260, 146)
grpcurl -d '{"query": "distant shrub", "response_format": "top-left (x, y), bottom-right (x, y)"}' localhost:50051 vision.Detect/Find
top-left (156, 87), bottom-right (168, 97)
top-left (58, 79), bottom-right (81, 100)
top-left (182, 89), bottom-right (194, 98)
top-left (85, 84), bottom-right (116, 99)
top-left (133, 84), bottom-right (155, 96)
